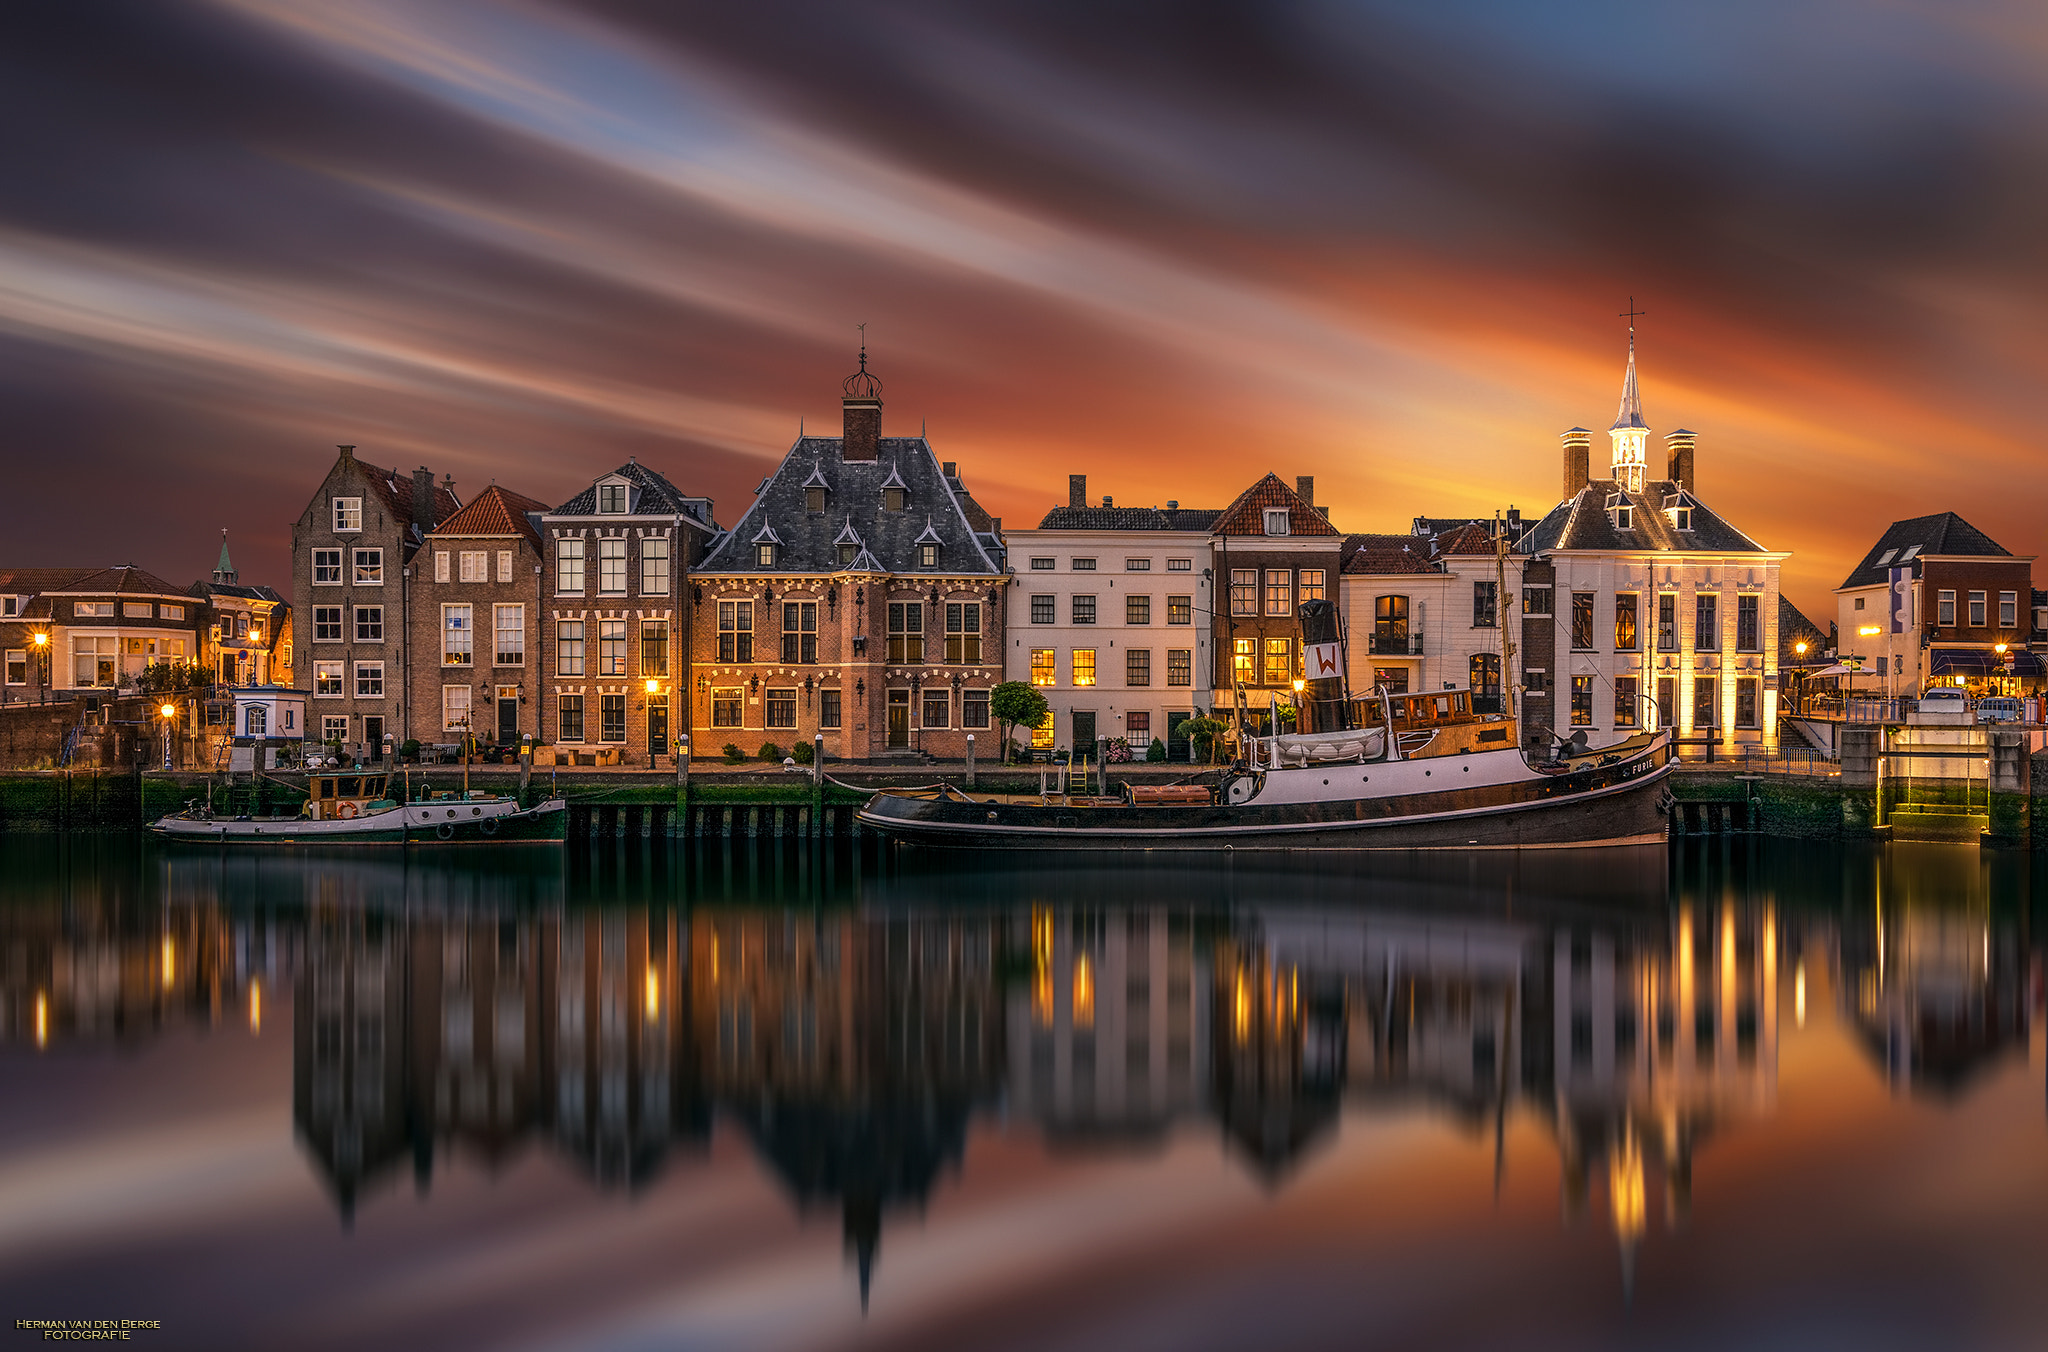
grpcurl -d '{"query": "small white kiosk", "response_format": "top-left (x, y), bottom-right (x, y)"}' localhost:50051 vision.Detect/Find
top-left (228, 685), bottom-right (310, 771)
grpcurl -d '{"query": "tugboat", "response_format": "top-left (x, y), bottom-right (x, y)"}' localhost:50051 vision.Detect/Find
top-left (151, 770), bottom-right (566, 844)
top-left (859, 527), bottom-right (1674, 852)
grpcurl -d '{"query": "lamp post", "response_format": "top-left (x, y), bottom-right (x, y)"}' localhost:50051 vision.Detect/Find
top-left (1794, 640), bottom-right (1808, 716)
top-left (32, 631), bottom-right (49, 702)
top-left (1291, 677), bottom-right (1306, 734)
top-left (159, 702), bottom-right (176, 771)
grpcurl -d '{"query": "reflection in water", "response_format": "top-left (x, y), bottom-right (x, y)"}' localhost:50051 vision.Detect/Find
top-left (1, 839), bottom-right (2042, 1316)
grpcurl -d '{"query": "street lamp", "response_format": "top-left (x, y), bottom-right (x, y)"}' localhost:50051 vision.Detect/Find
top-left (158, 702), bottom-right (177, 771)
top-left (31, 631), bottom-right (49, 699)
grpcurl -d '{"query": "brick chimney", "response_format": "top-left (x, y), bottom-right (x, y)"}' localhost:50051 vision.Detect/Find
top-left (1665, 429), bottom-right (1697, 494)
top-left (1560, 428), bottom-right (1592, 498)
top-left (842, 393), bottom-right (881, 462)
top-left (1296, 475), bottom-right (1314, 506)
top-left (1102, 495), bottom-right (1113, 508)
top-left (942, 460), bottom-right (957, 479)
top-left (337, 443), bottom-right (355, 462)
top-left (413, 467), bottom-right (435, 523)
top-left (1069, 474), bottom-right (1086, 509)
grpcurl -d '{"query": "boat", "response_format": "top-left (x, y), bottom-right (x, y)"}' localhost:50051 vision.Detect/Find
top-left (151, 771), bottom-right (567, 844)
top-left (858, 528), bottom-right (1675, 852)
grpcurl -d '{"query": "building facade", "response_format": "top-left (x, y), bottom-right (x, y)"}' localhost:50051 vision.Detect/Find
top-left (1339, 523), bottom-right (1522, 711)
top-left (539, 462), bottom-right (718, 766)
top-left (0, 565), bottom-right (203, 704)
top-left (1004, 474), bottom-right (1217, 756)
top-left (410, 484), bottom-right (554, 751)
top-left (291, 446), bottom-right (459, 760)
top-left (1833, 513), bottom-right (2040, 696)
top-left (689, 357), bottom-right (1007, 762)
top-left (195, 534), bottom-right (288, 692)
top-left (1211, 475), bottom-right (1341, 728)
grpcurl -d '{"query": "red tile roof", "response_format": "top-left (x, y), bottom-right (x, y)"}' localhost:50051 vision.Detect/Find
top-left (348, 452), bottom-right (462, 532)
top-left (431, 484), bottom-right (550, 547)
top-left (1211, 472), bottom-right (1338, 537)
top-left (1341, 534), bottom-right (1437, 575)
top-left (1431, 522), bottom-right (1501, 557)
top-left (36, 564), bottom-right (191, 598)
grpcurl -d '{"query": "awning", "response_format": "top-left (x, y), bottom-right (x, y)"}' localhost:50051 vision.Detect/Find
top-left (1930, 649), bottom-right (2046, 676)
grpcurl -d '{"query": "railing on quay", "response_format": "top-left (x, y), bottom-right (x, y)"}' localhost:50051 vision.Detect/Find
top-left (1670, 736), bottom-right (1839, 777)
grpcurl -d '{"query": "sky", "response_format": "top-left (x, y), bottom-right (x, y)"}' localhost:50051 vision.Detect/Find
top-left (4, 1), bottom-right (2048, 618)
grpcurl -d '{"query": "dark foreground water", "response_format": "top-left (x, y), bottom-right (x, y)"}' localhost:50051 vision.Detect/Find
top-left (1, 838), bottom-right (2044, 1352)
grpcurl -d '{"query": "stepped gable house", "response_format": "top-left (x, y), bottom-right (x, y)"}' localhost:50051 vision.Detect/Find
top-left (1517, 335), bottom-right (1787, 751)
top-left (540, 461), bottom-right (718, 766)
top-left (292, 445), bottom-right (461, 761)
top-left (690, 352), bottom-right (1007, 761)
top-left (1211, 473), bottom-right (1340, 724)
top-left (410, 484), bottom-right (554, 753)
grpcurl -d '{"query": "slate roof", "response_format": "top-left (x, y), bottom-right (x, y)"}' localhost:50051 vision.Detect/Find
top-left (0, 567), bottom-right (99, 600)
top-left (1613, 345), bottom-right (1648, 432)
top-left (1778, 595), bottom-right (1831, 666)
top-left (1341, 534), bottom-right (1437, 575)
top-left (551, 460), bottom-right (717, 527)
top-left (1521, 480), bottom-right (1767, 555)
top-left (434, 484), bottom-right (551, 547)
top-left (41, 564), bottom-right (192, 598)
top-left (197, 582), bottom-right (287, 604)
top-left (1836, 512), bottom-right (2013, 591)
top-left (1412, 515), bottom-right (1487, 538)
top-left (1212, 473), bottom-right (1338, 537)
top-left (1034, 505), bottom-right (1222, 531)
top-left (348, 454), bottom-right (461, 533)
top-left (699, 437), bottom-right (1003, 575)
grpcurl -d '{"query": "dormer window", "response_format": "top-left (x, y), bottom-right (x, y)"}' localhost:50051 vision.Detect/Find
top-left (806, 488), bottom-right (826, 513)
top-left (757, 543), bottom-right (777, 567)
top-left (1614, 505), bottom-right (1633, 530)
top-left (598, 483), bottom-right (628, 514)
top-left (1672, 507), bottom-right (1690, 531)
top-left (884, 487), bottom-right (907, 512)
top-left (919, 544), bottom-right (939, 568)
top-left (838, 544), bottom-right (858, 566)
top-left (1263, 508), bottom-right (1290, 536)
top-left (1875, 548), bottom-right (1897, 567)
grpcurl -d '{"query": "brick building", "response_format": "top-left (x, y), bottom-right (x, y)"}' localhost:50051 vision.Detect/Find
top-left (291, 445), bottom-right (459, 761)
top-left (1210, 474), bottom-right (1341, 728)
top-left (539, 462), bottom-right (718, 766)
top-left (1834, 512), bottom-right (2040, 696)
top-left (409, 484), bottom-right (554, 751)
top-left (0, 565), bottom-right (203, 703)
top-left (690, 354), bottom-right (1007, 761)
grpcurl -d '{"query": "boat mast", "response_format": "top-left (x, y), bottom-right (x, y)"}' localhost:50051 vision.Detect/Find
top-left (1495, 512), bottom-right (1517, 726)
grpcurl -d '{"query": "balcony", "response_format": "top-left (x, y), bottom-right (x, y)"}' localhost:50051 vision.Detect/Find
top-left (1369, 632), bottom-right (1421, 656)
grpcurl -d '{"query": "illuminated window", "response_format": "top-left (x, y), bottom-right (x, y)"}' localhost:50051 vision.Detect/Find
top-left (1030, 649), bottom-right (1055, 686)
top-left (1263, 638), bottom-right (1292, 685)
top-left (1168, 595), bottom-right (1192, 625)
top-left (711, 688), bottom-right (742, 728)
top-left (1299, 569), bottom-right (1325, 604)
top-left (1570, 676), bottom-right (1593, 726)
top-left (1615, 594), bottom-right (1638, 651)
top-left (1233, 638), bottom-right (1255, 684)
top-left (1072, 649), bottom-right (1096, 686)
top-left (1571, 593), bottom-right (1595, 650)
top-left (441, 604), bottom-right (472, 666)
top-left (1167, 649), bottom-right (1192, 686)
top-left (314, 661), bottom-right (344, 697)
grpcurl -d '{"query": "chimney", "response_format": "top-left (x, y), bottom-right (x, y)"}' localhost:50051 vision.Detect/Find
top-left (991, 516), bottom-right (1002, 532)
top-left (1167, 499), bottom-right (1179, 511)
top-left (441, 473), bottom-right (459, 514)
top-left (1560, 428), bottom-right (1592, 498)
top-left (337, 443), bottom-right (355, 462)
top-left (1102, 495), bottom-right (1113, 508)
top-left (942, 461), bottom-right (957, 479)
top-left (1069, 474), bottom-right (1086, 509)
top-left (413, 467), bottom-right (434, 523)
top-left (1296, 475), bottom-right (1314, 506)
top-left (842, 393), bottom-right (881, 462)
top-left (1665, 430), bottom-right (1697, 495)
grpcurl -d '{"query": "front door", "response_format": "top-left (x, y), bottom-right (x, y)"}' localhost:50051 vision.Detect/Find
top-left (363, 716), bottom-right (383, 762)
top-left (1072, 710), bottom-right (1096, 751)
top-left (887, 690), bottom-right (910, 749)
top-left (647, 697), bottom-right (668, 764)
top-left (497, 687), bottom-right (519, 743)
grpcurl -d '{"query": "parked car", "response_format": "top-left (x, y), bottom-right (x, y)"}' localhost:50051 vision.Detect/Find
top-left (1915, 687), bottom-right (1972, 721)
top-left (1976, 696), bottom-right (2024, 723)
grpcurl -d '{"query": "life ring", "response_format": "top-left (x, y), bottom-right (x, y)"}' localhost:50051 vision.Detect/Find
top-left (480, 818), bottom-right (499, 835)
top-left (336, 801), bottom-right (359, 819)
top-left (437, 823), bottom-right (455, 840)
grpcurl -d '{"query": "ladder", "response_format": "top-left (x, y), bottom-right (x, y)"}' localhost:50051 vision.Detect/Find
top-left (1068, 753), bottom-right (1090, 793)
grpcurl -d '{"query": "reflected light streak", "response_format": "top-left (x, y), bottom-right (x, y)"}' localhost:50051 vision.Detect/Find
top-left (249, 980), bottom-right (262, 1036)
top-left (1072, 953), bottom-right (1093, 1030)
top-left (1795, 961), bottom-right (1806, 1029)
top-left (644, 967), bottom-right (659, 1022)
top-left (34, 992), bottom-right (47, 1049)
top-left (161, 936), bottom-right (175, 991)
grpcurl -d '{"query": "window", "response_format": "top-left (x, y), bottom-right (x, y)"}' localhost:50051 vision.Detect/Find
top-left (4, 651), bottom-right (22, 685)
top-left (1031, 649), bottom-right (1056, 686)
top-left (2000, 591), bottom-right (2018, 627)
top-left (1524, 668), bottom-right (1547, 694)
top-left (1127, 649), bottom-right (1151, 686)
top-left (314, 606), bottom-right (343, 641)
top-left (1693, 678), bottom-right (1719, 730)
top-left (1469, 653), bottom-right (1501, 713)
top-left (1302, 570), bottom-right (1329, 605)
top-left (1263, 638), bottom-right (1293, 685)
top-left (1234, 638), bottom-right (1255, 684)
top-left (1570, 593), bottom-right (1595, 650)
top-left (1265, 570), bottom-right (1292, 617)
top-left (781, 603), bottom-right (817, 663)
top-left (598, 538), bottom-right (627, 594)
top-left (641, 537), bottom-right (670, 594)
top-left (355, 662), bottom-right (384, 698)
top-left (1125, 711), bottom-right (1151, 740)
top-left (353, 549), bottom-right (383, 584)
top-left (1570, 676), bottom-right (1593, 726)
top-left (598, 620), bottom-right (627, 676)
top-left (1168, 558), bottom-right (1192, 571)
top-left (1125, 558), bottom-right (1151, 571)
top-left (1736, 678), bottom-right (1760, 729)
top-left (820, 689), bottom-right (842, 729)
top-left (1168, 649), bottom-right (1193, 686)
top-left (711, 688), bottom-right (742, 728)
top-left (1614, 677), bottom-right (1639, 727)
top-left (600, 694), bottom-right (626, 742)
top-left (2, 596), bottom-right (17, 618)
top-left (884, 487), bottom-right (907, 513)
top-left (921, 689), bottom-right (949, 729)
top-left (916, 544), bottom-right (938, 568)
top-left (766, 688), bottom-right (798, 729)
top-left (1071, 557), bottom-right (1096, 571)
top-left (1073, 649), bottom-right (1096, 686)
top-left (498, 551), bottom-right (513, 584)
top-left (557, 621), bottom-right (584, 675)
top-left (1127, 595), bottom-right (1151, 625)
top-left (74, 601), bottom-right (114, 618)
top-left (599, 483), bottom-right (628, 514)
top-left (436, 551), bottom-right (451, 583)
top-left (319, 714), bottom-right (349, 744)
top-left (1473, 580), bottom-right (1498, 628)
top-left (1736, 595), bottom-right (1760, 652)
top-left (1695, 594), bottom-right (1719, 651)
top-left (442, 604), bottom-right (472, 666)
top-left (1938, 589), bottom-right (1956, 626)
top-left (1969, 590), bottom-right (1987, 627)
top-left (1615, 594), bottom-right (1638, 651)
top-left (333, 497), bottom-right (362, 532)
top-left (1230, 569), bottom-right (1256, 617)
top-left (837, 543), bottom-right (858, 567)
top-left (245, 706), bottom-right (267, 738)
top-left (1657, 678), bottom-right (1675, 728)
top-left (1672, 507), bottom-right (1692, 531)
top-left (354, 606), bottom-right (383, 642)
top-left (1030, 595), bottom-right (1055, 624)
top-left (1263, 508), bottom-right (1290, 536)
top-left (1658, 595), bottom-right (1677, 651)
top-left (314, 661), bottom-right (345, 697)
top-left (1072, 595), bottom-right (1096, 625)
top-left (458, 550), bottom-right (486, 583)
top-left (123, 601), bottom-right (153, 619)
top-left (313, 549), bottom-right (342, 585)
top-left (945, 603), bottom-right (981, 662)
top-left (162, 604), bottom-right (185, 622)
top-left (805, 487), bottom-right (826, 513)
top-left (887, 603), bottom-right (924, 661)
top-left (1032, 713), bottom-right (1055, 749)
top-left (756, 543), bottom-right (776, 568)
top-left (557, 539), bottom-right (585, 593)
top-left (640, 618), bottom-right (668, 674)
top-left (717, 601), bottom-right (753, 662)
top-left (558, 695), bottom-right (584, 742)
top-left (1613, 505), bottom-right (1633, 531)
top-left (68, 638), bottom-right (118, 686)
top-left (1167, 595), bottom-right (1192, 625)
top-left (1375, 595), bottom-right (1409, 642)
top-left (489, 602), bottom-right (524, 663)
top-left (1030, 557), bottom-right (1055, 571)
top-left (281, 642), bottom-right (290, 670)
top-left (963, 689), bottom-right (990, 729)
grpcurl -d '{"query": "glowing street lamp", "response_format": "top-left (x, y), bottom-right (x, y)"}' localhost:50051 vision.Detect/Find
top-left (158, 701), bottom-right (177, 770)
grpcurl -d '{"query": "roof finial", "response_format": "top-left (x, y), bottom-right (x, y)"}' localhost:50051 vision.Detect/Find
top-left (842, 326), bottom-right (882, 401)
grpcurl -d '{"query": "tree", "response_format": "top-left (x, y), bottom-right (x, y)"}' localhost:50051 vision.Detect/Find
top-left (135, 661), bottom-right (212, 696)
top-left (989, 681), bottom-right (1050, 764)
top-left (1173, 715), bottom-right (1230, 764)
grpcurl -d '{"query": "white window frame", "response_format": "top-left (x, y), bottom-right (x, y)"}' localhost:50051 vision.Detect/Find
top-left (333, 497), bottom-right (362, 532)
top-left (313, 606), bottom-right (342, 642)
top-left (435, 551), bottom-right (451, 583)
top-left (494, 604), bottom-right (525, 666)
top-left (598, 538), bottom-right (627, 595)
top-left (557, 620), bottom-right (584, 676)
top-left (354, 661), bottom-right (384, 698)
top-left (442, 685), bottom-right (472, 733)
top-left (497, 550), bottom-right (513, 584)
top-left (442, 603), bottom-right (473, 666)
top-left (354, 606), bottom-right (383, 643)
top-left (321, 714), bottom-right (350, 744)
top-left (641, 536), bottom-right (670, 595)
top-left (557, 538), bottom-right (585, 593)
top-left (313, 661), bottom-right (345, 698)
top-left (1263, 507), bottom-right (1290, 536)
top-left (313, 548), bottom-right (342, 586)
top-left (598, 482), bottom-right (628, 514)
top-left (353, 548), bottom-right (383, 585)
top-left (459, 550), bottom-right (488, 583)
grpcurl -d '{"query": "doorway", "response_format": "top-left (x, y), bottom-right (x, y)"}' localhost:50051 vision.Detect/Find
top-left (1072, 710), bottom-right (1096, 750)
top-left (887, 690), bottom-right (910, 749)
top-left (363, 716), bottom-right (384, 762)
top-left (647, 696), bottom-right (668, 764)
top-left (497, 686), bottom-right (519, 743)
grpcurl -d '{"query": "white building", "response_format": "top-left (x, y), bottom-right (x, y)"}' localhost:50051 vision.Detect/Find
top-left (1339, 524), bottom-right (1522, 710)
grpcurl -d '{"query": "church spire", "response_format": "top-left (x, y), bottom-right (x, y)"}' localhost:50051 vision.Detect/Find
top-left (1612, 336), bottom-right (1648, 433)
top-left (212, 529), bottom-right (237, 586)
top-left (1608, 300), bottom-right (1650, 492)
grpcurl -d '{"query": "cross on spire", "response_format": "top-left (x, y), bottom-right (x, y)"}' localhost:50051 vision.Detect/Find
top-left (1619, 297), bottom-right (1646, 347)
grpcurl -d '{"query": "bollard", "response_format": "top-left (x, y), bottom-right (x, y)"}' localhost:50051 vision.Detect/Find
top-left (966, 733), bottom-right (976, 790)
top-left (813, 733), bottom-right (824, 787)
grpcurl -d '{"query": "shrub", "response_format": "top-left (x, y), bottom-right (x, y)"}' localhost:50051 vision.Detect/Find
top-left (758, 741), bottom-right (784, 762)
top-left (400, 739), bottom-right (421, 763)
top-left (1106, 737), bottom-right (1133, 764)
top-left (989, 681), bottom-right (1051, 763)
top-left (722, 742), bottom-right (746, 764)
top-left (1145, 737), bottom-right (1167, 762)
top-left (792, 741), bottom-right (815, 765)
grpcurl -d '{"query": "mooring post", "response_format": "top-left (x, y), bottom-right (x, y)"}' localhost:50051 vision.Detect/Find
top-left (676, 734), bottom-right (690, 826)
top-left (966, 733), bottom-right (975, 790)
top-left (813, 733), bottom-right (824, 787)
